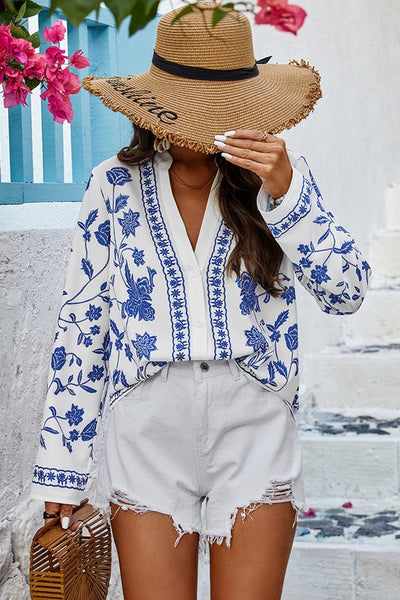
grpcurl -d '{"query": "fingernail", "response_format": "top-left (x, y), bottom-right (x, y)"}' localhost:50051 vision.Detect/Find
top-left (221, 152), bottom-right (232, 159)
top-left (61, 516), bottom-right (70, 529)
top-left (214, 134), bottom-right (226, 141)
top-left (214, 140), bottom-right (225, 148)
top-left (224, 130), bottom-right (236, 136)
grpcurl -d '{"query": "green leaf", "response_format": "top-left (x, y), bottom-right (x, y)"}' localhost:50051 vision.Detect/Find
top-left (27, 30), bottom-right (41, 48)
top-left (3, 0), bottom-right (16, 13)
top-left (10, 22), bottom-right (29, 39)
top-left (25, 76), bottom-right (40, 90)
top-left (48, 0), bottom-right (101, 27)
top-left (143, 0), bottom-right (159, 22)
top-left (8, 58), bottom-right (25, 70)
top-left (212, 6), bottom-right (229, 27)
top-left (105, 0), bottom-right (137, 29)
top-left (24, 1), bottom-right (43, 18)
top-left (0, 9), bottom-right (16, 25)
top-left (15, 1), bottom-right (27, 22)
top-left (170, 3), bottom-right (194, 26)
top-left (128, 0), bottom-right (159, 36)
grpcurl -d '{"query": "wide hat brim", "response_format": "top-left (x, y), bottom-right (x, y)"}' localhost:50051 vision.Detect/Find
top-left (82, 58), bottom-right (322, 155)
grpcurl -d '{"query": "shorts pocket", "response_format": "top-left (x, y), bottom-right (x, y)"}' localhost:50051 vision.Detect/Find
top-left (239, 370), bottom-right (265, 395)
top-left (114, 373), bottom-right (158, 408)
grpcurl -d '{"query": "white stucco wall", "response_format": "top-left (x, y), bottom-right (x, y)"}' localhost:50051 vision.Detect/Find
top-left (1, 1), bottom-right (399, 598)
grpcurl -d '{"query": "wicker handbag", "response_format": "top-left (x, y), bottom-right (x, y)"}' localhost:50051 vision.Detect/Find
top-left (29, 498), bottom-right (112, 599)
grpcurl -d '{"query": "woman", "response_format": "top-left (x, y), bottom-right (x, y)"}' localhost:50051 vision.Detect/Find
top-left (30, 2), bottom-right (372, 598)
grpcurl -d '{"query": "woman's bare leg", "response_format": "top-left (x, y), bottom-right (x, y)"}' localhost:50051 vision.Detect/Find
top-left (209, 501), bottom-right (297, 600)
top-left (110, 502), bottom-right (199, 600)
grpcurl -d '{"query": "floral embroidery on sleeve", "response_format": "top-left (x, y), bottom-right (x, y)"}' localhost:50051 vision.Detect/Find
top-left (264, 155), bottom-right (372, 315)
top-left (32, 168), bottom-right (111, 497)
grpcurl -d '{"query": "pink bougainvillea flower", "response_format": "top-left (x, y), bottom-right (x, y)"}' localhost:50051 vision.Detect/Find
top-left (24, 53), bottom-right (47, 80)
top-left (41, 65), bottom-right (80, 123)
top-left (342, 501), bottom-right (353, 508)
top-left (2, 77), bottom-right (30, 107)
top-left (255, 0), bottom-right (307, 35)
top-left (42, 91), bottom-right (74, 124)
top-left (69, 49), bottom-right (90, 70)
top-left (45, 65), bottom-right (81, 95)
top-left (0, 24), bottom-right (34, 67)
top-left (52, 96), bottom-right (74, 124)
top-left (0, 23), bottom-right (12, 39)
top-left (0, 24), bottom-right (13, 62)
top-left (2, 64), bottom-right (24, 86)
top-left (45, 67), bottom-right (67, 92)
top-left (9, 36), bottom-right (35, 65)
top-left (302, 507), bottom-right (316, 517)
top-left (62, 68), bottom-right (81, 95)
top-left (1, 19), bottom-right (87, 120)
top-left (45, 45), bottom-right (67, 67)
top-left (43, 19), bottom-right (66, 44)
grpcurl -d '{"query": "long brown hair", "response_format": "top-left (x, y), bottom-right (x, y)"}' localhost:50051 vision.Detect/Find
top-left (117, 126), bottom-right (284, 298)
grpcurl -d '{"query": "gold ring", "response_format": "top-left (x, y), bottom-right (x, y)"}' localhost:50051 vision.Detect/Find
top-left (261, 131), bottom-right (269, 142)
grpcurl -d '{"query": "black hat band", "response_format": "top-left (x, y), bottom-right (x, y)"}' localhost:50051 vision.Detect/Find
top-left (152, 50), bottom-right (272, 81)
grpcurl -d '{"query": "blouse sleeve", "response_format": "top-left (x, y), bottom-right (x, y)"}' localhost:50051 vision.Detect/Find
top-left (30, 167), bottom-right (110, 505)
top-left (256, 153), bottom-right (373, 315)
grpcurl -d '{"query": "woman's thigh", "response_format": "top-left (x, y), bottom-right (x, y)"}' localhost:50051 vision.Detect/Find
top-left (110, 502), bottom-right (200, 600)
top-left (209, 500), bottom-right (297, 600)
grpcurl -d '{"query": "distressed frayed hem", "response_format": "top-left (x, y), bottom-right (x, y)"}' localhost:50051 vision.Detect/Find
top-left (198, 479), bottom-right (303, 554)
top-left (108, 488), bottom-right (202, 549)
top-left (104, 480), bottom-right (303, 554)
top-left (109, 489), bottom-right (152, 521)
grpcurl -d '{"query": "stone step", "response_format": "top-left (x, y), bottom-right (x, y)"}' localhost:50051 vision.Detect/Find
top-left (283, 539), bottom-right (400, 600)
top-left (302, 348), bottom-right (400, 413)
top-left (342, 288), bottom-right (400, 347)
top-left (299, 434), bottom-right (400, 501)
top-left (368, 229), bottom-right (400, 284)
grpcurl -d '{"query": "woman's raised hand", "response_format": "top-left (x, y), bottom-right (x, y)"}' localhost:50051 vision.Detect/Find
top-left (213, 129), bottom-right (293, 200)
top-left (44, 501), bottom-right (82, 534)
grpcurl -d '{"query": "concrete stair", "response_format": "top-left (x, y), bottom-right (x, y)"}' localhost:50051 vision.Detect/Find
top-left (301, 433), bottom-right (400, 500)
top-left (281, 186), bottom-right (400, 598)
top-left (303, 347), bottom-right (400, 414)
top-left (283, 540), bottom-right (400, 600)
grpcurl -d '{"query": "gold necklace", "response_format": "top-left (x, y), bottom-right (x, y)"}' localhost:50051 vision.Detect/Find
top-left (170, 166), bottom-right (217, 190)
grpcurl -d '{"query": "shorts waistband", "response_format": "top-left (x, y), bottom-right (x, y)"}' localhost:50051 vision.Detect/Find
top-left (160, 359), bottom-right (242, 382)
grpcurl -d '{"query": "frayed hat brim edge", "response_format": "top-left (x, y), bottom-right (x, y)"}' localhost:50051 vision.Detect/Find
top-left (81, 60), bottom-right (322, 154)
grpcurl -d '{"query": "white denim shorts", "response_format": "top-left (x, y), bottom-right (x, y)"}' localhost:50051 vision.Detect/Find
top-left (98, 358), bottom-right (305, 553)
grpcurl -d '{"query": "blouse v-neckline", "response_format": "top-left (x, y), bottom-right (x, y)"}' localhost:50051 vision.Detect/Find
top-left (153, 149), bottom-right (222, 270)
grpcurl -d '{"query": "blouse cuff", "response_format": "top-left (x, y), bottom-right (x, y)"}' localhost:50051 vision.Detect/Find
top-left (30, 485), bottom-right (88, 506)
top-left (256, 167), bottom-right (304, 220)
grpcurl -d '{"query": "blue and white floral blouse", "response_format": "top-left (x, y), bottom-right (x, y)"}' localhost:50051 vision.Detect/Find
top-left (30, 148), bottom-right (372, 504)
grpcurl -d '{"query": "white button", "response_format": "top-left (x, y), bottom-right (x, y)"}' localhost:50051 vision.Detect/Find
top-left (191, 269), bottom-right (199, 277)
top-left (195, 320), bottom-right (203, 327)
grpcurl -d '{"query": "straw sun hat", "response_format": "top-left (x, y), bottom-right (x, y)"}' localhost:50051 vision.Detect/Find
top-left (82, 1), bottom-right (322, 154)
